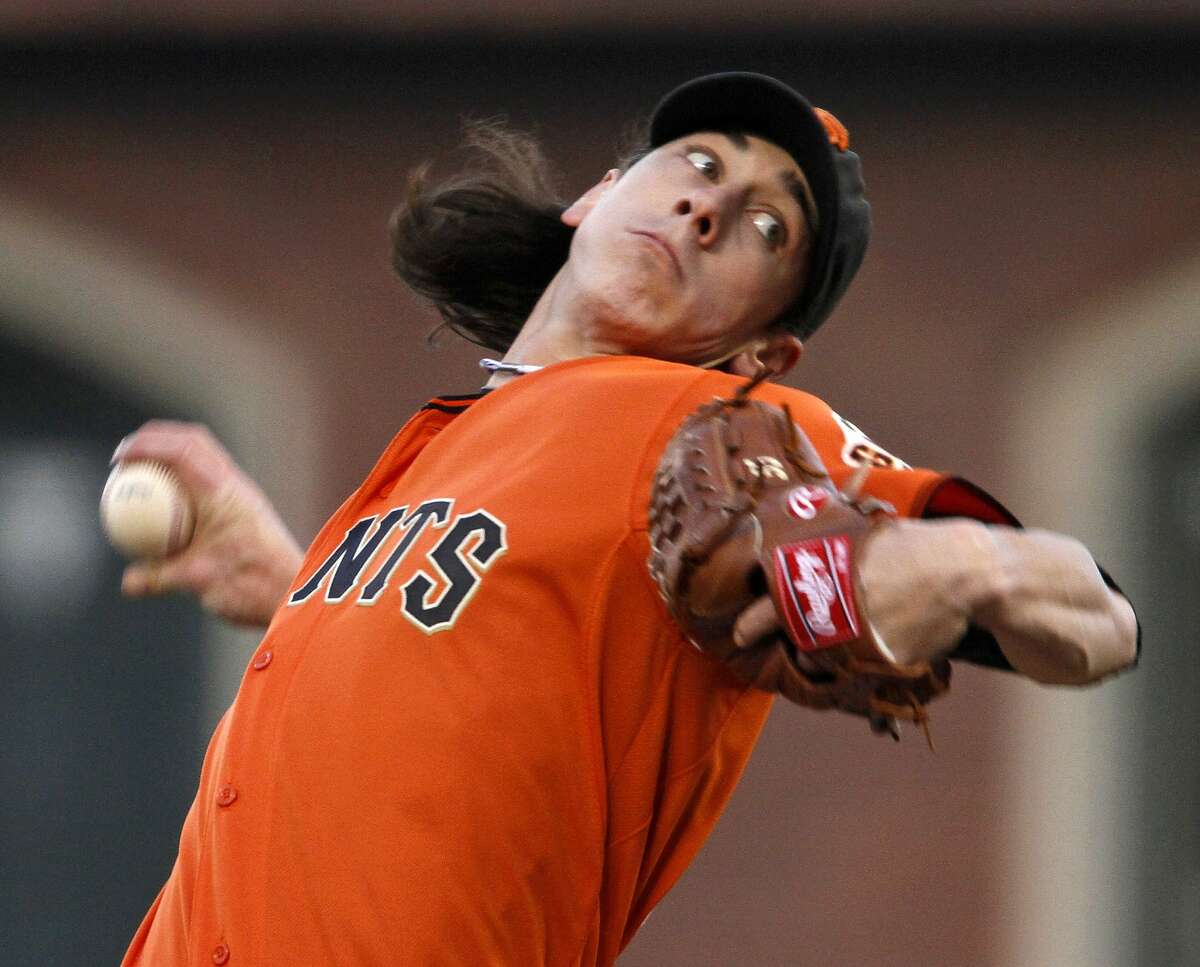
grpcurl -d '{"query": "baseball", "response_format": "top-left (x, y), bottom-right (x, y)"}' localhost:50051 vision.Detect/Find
top-left (100, 460), bottom-right (196, 560)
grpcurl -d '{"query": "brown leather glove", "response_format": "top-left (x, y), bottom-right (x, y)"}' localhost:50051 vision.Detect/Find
top-left (648, 379), bottom-right (950, 742)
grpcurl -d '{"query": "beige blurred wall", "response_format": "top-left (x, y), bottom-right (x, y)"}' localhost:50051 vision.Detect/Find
top-left (1002, 253), bottom-right (1200, 967)
top-left (2, 34), bottom-right (1196, 966)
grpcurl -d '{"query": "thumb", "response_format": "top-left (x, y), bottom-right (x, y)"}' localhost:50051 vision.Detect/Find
top-left (732, 596), bottom-right (781, 649)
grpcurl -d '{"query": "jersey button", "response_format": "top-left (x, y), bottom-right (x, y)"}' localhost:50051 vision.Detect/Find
top-left (216, 785), bottom-right (238, 808)
top-left (252, 650), bottom-right (273, 670)
top-left (212, 942), bottom-right (230, 964)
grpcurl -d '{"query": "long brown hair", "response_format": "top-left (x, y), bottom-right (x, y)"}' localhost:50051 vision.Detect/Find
top-left (390, 121), bottom-right (601, 352)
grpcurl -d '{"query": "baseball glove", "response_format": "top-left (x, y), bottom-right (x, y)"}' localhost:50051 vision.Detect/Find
top-left (648, 376), bottom-right (950, 744)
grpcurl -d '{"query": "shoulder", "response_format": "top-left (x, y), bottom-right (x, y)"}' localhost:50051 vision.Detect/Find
top-left (481, 355), bottom-right (725, 457)
top-left (527, 354), bottom-right (713, 402)
top-left (517, 361), bottom-right (946, 525)
top-left (519, 360), bottom-right (949, 520)
top-left (687, 376), bottom-right (949, 520)
top-left (749, 381), bottom-right (911, 473)
top-left (483, 358), bottom-right (999, 524)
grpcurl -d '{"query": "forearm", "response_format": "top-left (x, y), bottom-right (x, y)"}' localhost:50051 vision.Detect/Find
top-left (971, 526), bottom-right (1138, 685)
top-left (862, 519), bottom-right (1138, 686)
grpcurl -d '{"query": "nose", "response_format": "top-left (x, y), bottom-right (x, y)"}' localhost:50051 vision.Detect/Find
top-left (674, 190), bottom-right (724, 247)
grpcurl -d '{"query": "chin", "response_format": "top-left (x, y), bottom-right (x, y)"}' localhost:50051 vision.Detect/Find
top-left (581, 292), bottom-right (684, 355)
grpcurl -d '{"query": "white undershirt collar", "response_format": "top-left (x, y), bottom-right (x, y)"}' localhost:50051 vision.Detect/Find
top-left (479, 358), bottom-right (545, 376)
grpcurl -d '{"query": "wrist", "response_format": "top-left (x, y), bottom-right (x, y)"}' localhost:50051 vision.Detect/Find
top-left (269, 536), bottom-right (304, 600)
top-left (855, 517), bottom-right (996, 666)
top-left (957, 521), bottom-right (1013, 626)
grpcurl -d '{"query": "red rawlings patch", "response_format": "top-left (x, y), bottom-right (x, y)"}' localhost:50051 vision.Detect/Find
top-left (786, 484), bottom-right (831, 521)
top-left (773, 535), bottom-right (860, 651)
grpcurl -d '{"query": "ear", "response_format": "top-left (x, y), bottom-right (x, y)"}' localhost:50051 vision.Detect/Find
top-left (561, 169), bottom-right (621, 228)
top-left (728, 333), bottom-right (804, 380)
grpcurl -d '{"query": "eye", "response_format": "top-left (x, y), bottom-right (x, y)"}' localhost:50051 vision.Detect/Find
top-left (685, 149), bottom-right (719, 180)
top-left (751, 211), bottom-right (786, 248)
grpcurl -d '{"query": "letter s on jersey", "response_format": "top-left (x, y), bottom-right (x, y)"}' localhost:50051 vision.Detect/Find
top-left (401, 510), bottom-right (507, 634)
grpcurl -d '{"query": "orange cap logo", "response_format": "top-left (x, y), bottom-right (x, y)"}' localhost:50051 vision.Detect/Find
top-left (814, 108), bottom-right (849, 152)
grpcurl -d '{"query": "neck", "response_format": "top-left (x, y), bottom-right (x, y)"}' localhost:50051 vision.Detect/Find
top-left (481, 262), bottom-right (785, 388)
top-left (483, 266), bottom-right (598, 387)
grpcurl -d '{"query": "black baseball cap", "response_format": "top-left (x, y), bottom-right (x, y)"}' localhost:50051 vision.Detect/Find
top-left (649, 72), bottom-right (870, 338)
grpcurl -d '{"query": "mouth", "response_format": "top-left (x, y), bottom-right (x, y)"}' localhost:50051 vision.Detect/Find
top-left (630, 230), bottom-right (683, 279)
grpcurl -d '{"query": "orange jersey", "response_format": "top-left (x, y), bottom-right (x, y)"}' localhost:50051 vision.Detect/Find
top-left (123, 356), bottom-right (982, 967)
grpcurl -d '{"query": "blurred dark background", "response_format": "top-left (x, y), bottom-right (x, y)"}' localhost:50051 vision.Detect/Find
top-left (1, 4), bottom-right (1198, 965)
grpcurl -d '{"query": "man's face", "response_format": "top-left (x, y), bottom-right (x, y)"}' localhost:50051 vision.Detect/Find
top-left (562, 132), bottom-right (815, 366)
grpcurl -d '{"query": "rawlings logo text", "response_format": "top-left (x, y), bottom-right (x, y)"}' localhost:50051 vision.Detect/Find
top-left (773, 535), bottom-right (860, 651)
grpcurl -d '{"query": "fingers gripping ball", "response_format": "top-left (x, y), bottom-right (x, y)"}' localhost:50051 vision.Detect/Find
top-left (100, 460), bottom-right (196, 560)
top-left (647, 377), bottom-right (951, 743)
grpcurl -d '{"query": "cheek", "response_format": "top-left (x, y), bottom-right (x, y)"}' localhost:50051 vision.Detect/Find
top-left (700, 258), bottom-right (788, 328)
top-left (572, 212), bottom-right (675, 299)
top-left (570, 205), bottom-right (632, 272)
